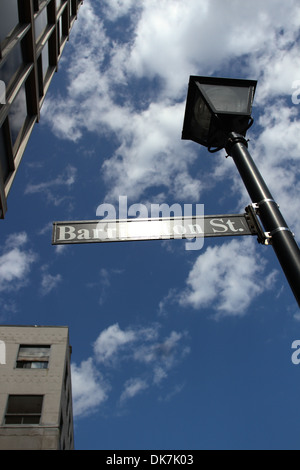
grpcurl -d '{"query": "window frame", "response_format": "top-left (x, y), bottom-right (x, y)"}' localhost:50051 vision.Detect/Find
top-left (15, 344), bottom-right (51, 370)
top-left (4, 395), bottom-right (44, 425)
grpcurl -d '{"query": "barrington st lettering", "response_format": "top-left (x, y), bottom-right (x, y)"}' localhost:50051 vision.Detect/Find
top-left (56, 224), bottom-right (116, 241)
top-left (53, 214), bottom-right (253, 246)
top-left (54, 219), bottom-right (204, 242)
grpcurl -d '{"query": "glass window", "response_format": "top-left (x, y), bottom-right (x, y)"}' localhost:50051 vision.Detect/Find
top-left (35, 7), bottom-right (48, 42)
top-left (16, 345), bottom-right (51, 369)
top-left (17, 345), bottom-right (51, 358)
top-left (0, 80), bottom-right (5, 105)
top-left (16, 361), bottom-right (49, 369)
top-left (0, 124), bottom-right (10, 183)
top-left (8, 83), bottom-right (28, 146)
top-left (61, 8), bottom-right (68, 38)
top-left (0, 42), bottom-right (23, 92)
top-left (41, 42), bottom-right (49, 79)
top-left (71, 0), bottom-right (78, 17)
top-left (56, 16), bottom-right (63, 51)
top-left (5, 395), bottom-right (43, 425)
top-left (57, 0), bottom-right (66, 11)
top-left (0, 0), bottom-right (19, 45)
top-left (201, 84), bottom-right (252, 114)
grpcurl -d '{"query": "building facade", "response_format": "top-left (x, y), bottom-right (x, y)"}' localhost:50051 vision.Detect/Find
top-left (0, 325), bottom-right (74, 450)
top-left (0, 0), bottom-right (83, 218)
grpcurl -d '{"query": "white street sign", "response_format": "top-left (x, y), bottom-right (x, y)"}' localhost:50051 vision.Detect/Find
top-left (52, 214), bottom-right (254, 245)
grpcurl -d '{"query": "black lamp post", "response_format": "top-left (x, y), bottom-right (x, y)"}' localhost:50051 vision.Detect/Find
top-left (182, 75), bottom-right (300, 307)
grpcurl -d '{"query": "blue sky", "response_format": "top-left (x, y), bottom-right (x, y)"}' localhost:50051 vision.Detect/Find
top-left (1, 0), bottom-right (300, 450)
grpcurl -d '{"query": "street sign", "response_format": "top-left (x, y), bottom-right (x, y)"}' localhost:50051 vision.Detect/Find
top-left (52, 213), bottom-right (256, 245)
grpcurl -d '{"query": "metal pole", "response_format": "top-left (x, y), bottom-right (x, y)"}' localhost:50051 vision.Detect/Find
top-left (225, 132), bottom-right (300, 307)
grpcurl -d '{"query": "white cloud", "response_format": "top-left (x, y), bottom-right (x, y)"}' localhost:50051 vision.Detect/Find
top-left (25, 165), bottom-right (77, 194)
top-left (40, 273), bottom-right (62, 296)
top-left (102, 0), bottom-right (300, 99)
top-left (120, 377), bottom-right (148, 404)
top-left (178, 238), bottom-right (278, 317)
top-left (101, 100), bottom-right (202, 201)
top-left (41, 0), bottom-right (300, 315)
top-left (101, 0), bottom-right (141, 21)
top-left (4, 232), bottom-right (28, 249)
top-left (158, 383), bottom-right (186, 403)
top-left (0, 233), bottom-right (36, 319)
top-left (41, 0), bottom-right (300, 211)
top-left (133, 330), bottom-right (188, 368)
top-left (54, 245), bottom-right (68, 255)
top-left (71, 358), bottom-right (110, 417)
top-left (24, 165), bottom-right (77, 206)
top-left (72, 323), bottom-right (190, 417)
top-left (153, 366), bottom-right (168, 385)
top-left (294, 311), bottom-right (300, 322)
top-left (0, 233), bottom-right (36, 293)
top-left (93, 323), bottom-right (136, 364)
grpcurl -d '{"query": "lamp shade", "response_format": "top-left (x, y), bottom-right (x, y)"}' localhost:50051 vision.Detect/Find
top-left (182, 76), bottom-right (257, 151)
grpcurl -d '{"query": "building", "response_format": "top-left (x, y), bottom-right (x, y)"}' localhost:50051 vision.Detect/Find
top-left (0, 325), bottom-right (74, 450)
top-left (0, 0), bottom-right (83, 218)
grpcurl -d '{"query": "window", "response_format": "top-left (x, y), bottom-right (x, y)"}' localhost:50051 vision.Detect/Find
top-left (35, 8), bottom-right (48, 43)
top-left (0, 0), bottom-right (19, 46)
top-left (4, 395), bottom-right (43, 425)
top-left (8, 82), bottom-right (28, 147)
top-left (0, 41), bottom-right (24, 92)
top-left (41, 41), bottom-right (49, 79)
top-left (0, 125), bottom-right (10, 183)
top-left (58, 15), bottom-right (63, 48)
top-left (71, 0), bottom-right (79, 17)
top-left (16, 345), bottom-right (50, 369)
top-left (33, 0), bottom-right (48, 12)
top-left (57, 0), bottom-right (66, 11)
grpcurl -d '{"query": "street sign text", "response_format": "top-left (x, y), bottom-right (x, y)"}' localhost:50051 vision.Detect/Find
top-left (52, 214), bottom-right (254, 245)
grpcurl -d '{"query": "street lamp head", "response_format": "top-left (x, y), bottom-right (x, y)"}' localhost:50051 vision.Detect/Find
top-left (182, 76), bottom-right (257, 152)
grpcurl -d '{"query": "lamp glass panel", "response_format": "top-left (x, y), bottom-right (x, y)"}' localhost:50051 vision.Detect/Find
top-left (193, 95), bottom-right (211, 141)
top-left (201, 84), bottom-right (251, 114)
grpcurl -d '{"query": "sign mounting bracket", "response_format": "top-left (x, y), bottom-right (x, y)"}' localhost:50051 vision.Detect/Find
top-left (245, 204), bottom-right (272, 245)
